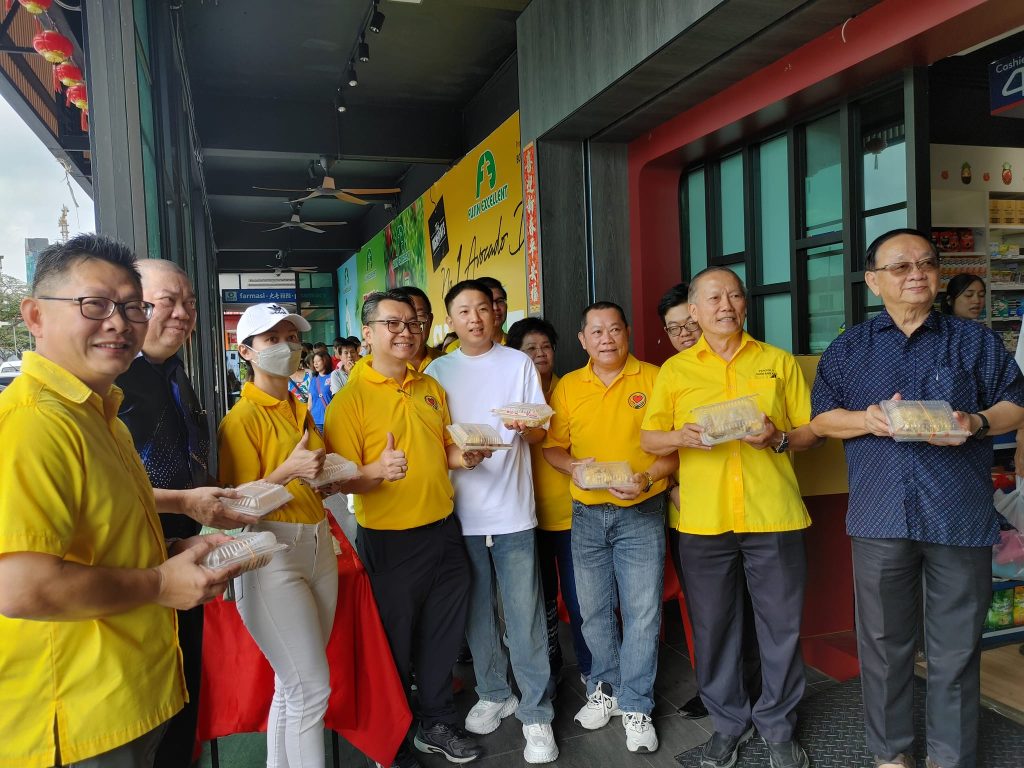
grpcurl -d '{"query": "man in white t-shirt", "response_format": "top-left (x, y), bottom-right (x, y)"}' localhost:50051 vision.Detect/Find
top-left (425, 280), bottom-right (557, 765)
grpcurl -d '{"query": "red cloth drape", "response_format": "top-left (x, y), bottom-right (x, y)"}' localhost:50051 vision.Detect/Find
top-left (196, 518), bottom-right (411, 767)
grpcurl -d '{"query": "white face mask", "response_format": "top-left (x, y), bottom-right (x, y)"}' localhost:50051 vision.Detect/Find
top-left (247, 342), bottom-right (303, 377)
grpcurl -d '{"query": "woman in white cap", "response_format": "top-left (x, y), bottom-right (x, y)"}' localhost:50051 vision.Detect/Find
top-left (217, 303), bottom-right (336, 768)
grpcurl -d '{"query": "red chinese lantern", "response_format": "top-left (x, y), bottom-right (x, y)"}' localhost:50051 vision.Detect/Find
top-left (66, 83), bottom-right (88, 131)
top-left (5, 0), bottom-right (52, 14)
top-left (54, 61), bottom-right (83, 96)
top-left (32, 29), bottom-right (72, 63)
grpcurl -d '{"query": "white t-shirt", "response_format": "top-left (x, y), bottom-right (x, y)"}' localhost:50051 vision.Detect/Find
top-left (425, 344), bottom-right (546, 535)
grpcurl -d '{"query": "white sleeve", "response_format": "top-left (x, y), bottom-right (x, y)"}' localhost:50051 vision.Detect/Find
top-left (329, 369), bottom-right (345, 394)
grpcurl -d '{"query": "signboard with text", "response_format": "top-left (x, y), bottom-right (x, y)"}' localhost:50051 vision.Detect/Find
top-left (990, 49), bottom-right (1024, 118)
top-left (222, 289), bottom-right (297, 303)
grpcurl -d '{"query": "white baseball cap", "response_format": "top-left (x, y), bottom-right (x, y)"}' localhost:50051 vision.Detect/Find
top-left (236, 303), bottom-right (311, 344)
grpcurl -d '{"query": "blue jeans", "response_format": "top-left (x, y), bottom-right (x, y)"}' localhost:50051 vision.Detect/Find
top-left (537, 528), bottom-right (592, 682)
top-left (464, 528), bottom-right (554, 725)
top-left (572, 494), bottom-right (665, 715)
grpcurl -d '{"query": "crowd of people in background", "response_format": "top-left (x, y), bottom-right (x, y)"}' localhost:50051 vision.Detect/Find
top-left (1, 228), bottom-right (1022, 768)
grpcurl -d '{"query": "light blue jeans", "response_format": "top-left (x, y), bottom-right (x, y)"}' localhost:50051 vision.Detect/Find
top-left (571, 493), bottom-right (665, 715)
top-left (464, 528), bottom-right (554, 725)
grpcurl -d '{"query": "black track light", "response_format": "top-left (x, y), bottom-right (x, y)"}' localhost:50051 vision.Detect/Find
top-left (335, 88), bottom-right (347, 113)
top-left (369, 4), bottom-right (385, 34)
top-left (358, 37), bottom-right (370, 63)
top-left (347, 64), bottom-right (358, 87)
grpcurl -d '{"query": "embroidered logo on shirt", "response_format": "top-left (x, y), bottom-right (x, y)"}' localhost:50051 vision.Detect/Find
top-left (755, 368), bottom-right (779, 379)
top-left (424, 395), bottom-right (440, 411)
top-left (628, 392), bottom-right (647, 409)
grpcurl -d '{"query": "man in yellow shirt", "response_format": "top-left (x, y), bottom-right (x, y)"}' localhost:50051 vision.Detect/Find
top-left (542, 301), bottom-right (677, 755)
top-left (0, 235), bottom-right (238, 768)
top-left (640, 268), bottom-right (821, 768)
top-left (326, 290), bottom-right (488, 766)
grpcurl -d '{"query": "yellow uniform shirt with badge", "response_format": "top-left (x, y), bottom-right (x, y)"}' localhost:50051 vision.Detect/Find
top-left (642, 332), bottom-right (811, 535)
top-left (0, 353), bottom-right (185, 768)
top-left (218, 382), bottom-right (327, 525)
top-left (543, 354), bottom-right (668, 507)
top-left (351, 346), bottom-right (440, 376)
top-left (325, 363), bottom-right (455, 530)
top-left (531, 373), bottom-right (572, 530)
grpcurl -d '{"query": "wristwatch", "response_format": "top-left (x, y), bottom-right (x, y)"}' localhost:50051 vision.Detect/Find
top-left (642, 472), bottom-right (655, 493)
top-left (972, 412), bottom-right (990, 440)
top-left (772, 431), bottom-right (790, 454)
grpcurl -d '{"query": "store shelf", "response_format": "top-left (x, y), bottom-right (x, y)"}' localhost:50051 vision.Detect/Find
top-left (990, 224), bottom-right (1024, 232)
top-left (989, 284), bottom-right (1024, 291)
top-left (940, 251), bottom-right (986, 257)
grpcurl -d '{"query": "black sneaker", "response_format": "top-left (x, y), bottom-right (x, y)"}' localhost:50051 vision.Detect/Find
top-left (764, 738), bottom-right (809, 768)
top-left (699, 727), bottom-right (754, 768)
top-left (413, 722), bottom-right (484, 764)
top-left (375, 743), bottom-right (422, 768)
top-left (679, 694), bottom-right (709, 719)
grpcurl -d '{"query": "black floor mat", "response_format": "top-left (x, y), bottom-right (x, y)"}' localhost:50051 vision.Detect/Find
top-left (675, 678), bottom-right (1024, 768)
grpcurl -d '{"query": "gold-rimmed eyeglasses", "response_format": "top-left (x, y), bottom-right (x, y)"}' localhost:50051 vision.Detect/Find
top-left (867, 258), bottom-right (939, 276)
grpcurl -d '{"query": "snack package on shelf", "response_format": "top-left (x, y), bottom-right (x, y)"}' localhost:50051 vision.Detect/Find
top-left (572, 461), bottom-right (637, 490)
top-left (491, 402), bottom-right (555, 428)
top-left (692, 395), bottom-right (766, 445)
top-left (308, 453), bottom-right (360, 488)
top-left (202, 531), bottom-right (288, 572)
top-left (221, 480), bottom-right (294, 518)
top-left (447, 423), bottom-right (514, 451)
top-left (879, 399), bottom-right (970, 444)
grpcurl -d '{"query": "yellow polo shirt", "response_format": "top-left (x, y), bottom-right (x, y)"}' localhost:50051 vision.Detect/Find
top-left (0, 353), bottom-right (184, 767)
top-left (217, 383), bottom-right (327, 525)
top-left (353, 346), bottom-right (439, 375)
top-left (324, 363), bottom-right (454, 530)
top-left (531, 373), bottom-right (571, 531)
top-left (543, 355), bottom-right (668, 507)
top-left (642, 333), bottom-right (811, 535)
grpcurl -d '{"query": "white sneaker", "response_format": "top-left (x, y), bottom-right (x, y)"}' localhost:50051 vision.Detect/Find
top-left (623, 712), bottom-right (658, 753)
top-left (464, 694), bottom-right (518, 735)
top-left (522, 723), bottom-right (559, 764)
top-left (573, 682), bottom-right (621, 729)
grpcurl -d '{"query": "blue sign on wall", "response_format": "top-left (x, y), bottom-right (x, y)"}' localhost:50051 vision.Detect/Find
top-left (222, 289), bottom-right (297, 303)
top-left (990, 50), bottom-right (1024, 118)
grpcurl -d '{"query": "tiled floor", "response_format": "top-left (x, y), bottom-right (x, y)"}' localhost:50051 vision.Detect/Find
top-left (198, 603), bottom-right (838, 767)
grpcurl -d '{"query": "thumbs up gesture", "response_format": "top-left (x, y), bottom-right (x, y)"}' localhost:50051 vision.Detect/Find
top-left (376, 432), bottom-right (408, 482)
top-left (283, 430), bottom-right (326, 481)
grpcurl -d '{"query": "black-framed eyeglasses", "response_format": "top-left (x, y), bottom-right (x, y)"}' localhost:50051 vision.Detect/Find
top-left (37, 296), bottom-right (154, 324)
top-left (867, 258), bottom-right (939, 276)
top-left (664, 320), bottom-right (700, 337)
top-left (366, 319), bottom-right (425, 334)
top-left (493, 298), bottom-right (508, 307)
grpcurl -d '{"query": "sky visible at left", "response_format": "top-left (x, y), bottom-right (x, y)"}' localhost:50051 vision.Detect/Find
top-left (0, 93), bottom-right (94, 284)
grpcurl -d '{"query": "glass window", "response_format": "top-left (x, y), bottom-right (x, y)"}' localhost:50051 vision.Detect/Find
top-left (760, 293), bottom-right (793, 351)
top-left (864, 208), bottom-right (908, 253)
top-left (806, 242), bottom-right (845, 353)
top-left (758, 136), bottom-right (790, 284)
top-left (720, 153), bottom-right (745, 255)
top-left (803, 113), bottom-right (842, 238)
top-left (860, 90), bottom-right (906, 211)
top-left (859, 282), bottom-right (884, 320)
top-left (686, 169), bottom-right (708, 275)
top-left (311, 272), bottom-right (333, 288)
top-left (731, 261), bottom-right (747, 287)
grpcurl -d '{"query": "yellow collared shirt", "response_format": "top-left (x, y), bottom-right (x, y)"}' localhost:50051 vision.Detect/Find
top-left (543, 354), bottom-right (668, 507)
top-left (642, 333), bottom-right (812, 535)
top-left (353, 345), bottom-right (440, 376)
top-left (0, 353), bottom-right (184, 767)
top-left (531, 373), bottom-right (572, 530)
top-left (217, 382), bottom-right (327, 525)
top-left (324, 363), bottom-right (454, 530)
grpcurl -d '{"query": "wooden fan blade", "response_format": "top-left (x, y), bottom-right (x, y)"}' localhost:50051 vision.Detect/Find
top-left (330, 191), bottom-right (369, 205)
top-left (304, 221), bottom-right (348, 226)
top-left (299, 223), bottom-right (326, 234)
top-left (288, 192), bottom-right (320, 204)
top-left (262, 224), bottom-right (289, 232)
top-left (340, 187), bottom-right (402, 195)
top-left (253, 186), bottom-right (311, 193)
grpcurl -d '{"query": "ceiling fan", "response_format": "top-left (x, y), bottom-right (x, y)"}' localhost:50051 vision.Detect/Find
top-left (253, 156), bottom-right (401, 205)
top-left (242, 203), bottom-right (347, 234)
top-left (265, 251), bottom-right (316, 275)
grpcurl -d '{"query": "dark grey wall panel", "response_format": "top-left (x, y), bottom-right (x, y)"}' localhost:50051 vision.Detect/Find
top-left (463, 54), bottom-right (520, 151)
top-left (588, 142), bottom-right (631, 321)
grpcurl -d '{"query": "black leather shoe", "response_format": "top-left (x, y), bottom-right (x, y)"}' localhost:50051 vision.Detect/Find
top-left (699, 727), bottom-right (754, 768)
top-left (764, 738), bottom-right (809, 768)
top-left (679, 694), bottom-right (709, 719)
top-left (414, 722), bottom-right (484, 764)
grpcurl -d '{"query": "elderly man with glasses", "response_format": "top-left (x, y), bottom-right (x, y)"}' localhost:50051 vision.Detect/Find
top-left (810, 228), bottom-right (1024, 768)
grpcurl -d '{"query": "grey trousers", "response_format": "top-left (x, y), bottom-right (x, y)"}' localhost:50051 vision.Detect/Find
top-left (852, 537), bottom-right (991, 768)
top-left (677, 530), bottom-right (807, 742)
top-left (58, 723), bottom-right (167, 768)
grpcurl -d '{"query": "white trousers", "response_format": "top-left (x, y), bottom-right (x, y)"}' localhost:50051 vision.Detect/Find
top-left (238, 517), bottom-right (338, 768)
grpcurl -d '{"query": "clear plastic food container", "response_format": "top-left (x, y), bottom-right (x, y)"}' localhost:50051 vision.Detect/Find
top-left (693, 395), bottom-right (766, 445)
top-left (572, 461), bottom-right (638, 490)
top-left (447, 423), bottom-right (514, 450)
top-left (880, 399), bottom-right (970, 443)
top-left (309, 453), bottom-right (360, 488)
top-left (491, 402), bottom-right (555, 428)
top-left (221, 480), bottom-right (294, 517)
top-left (202, 531), bottom-right (288, 572)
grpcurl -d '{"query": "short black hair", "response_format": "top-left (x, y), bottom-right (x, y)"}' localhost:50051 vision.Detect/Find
top-left (941, 273), bottom-right (985, 314)
top-left (865, 228), bottom-right (937, 270)
top-left (361, 290), bottom-right (415, 325)
top-left (444, 279), bottom-right (492, 313)
top-left (336, 337), bottom-right (359, 351)
top-left (477, 276), bottom-right (506, 299)
top-left (507, 317), bottom-right (558, 351)
top-left (657, 283), bottom-right (690, 322)
top-left (394, 285), bottom-right (432, 314)
top-left (312, 341), bottom-right (327, 350)
top-left (332, 337), bottom-right (345, 346)
top-left (687, 268), bottom-right (745, 303)
top-left (33, 233), bottom-right (141, 296)
top-left (580, 301), bottom-right (628, 331)
top-left (346, 335), bottom-right (360, 346)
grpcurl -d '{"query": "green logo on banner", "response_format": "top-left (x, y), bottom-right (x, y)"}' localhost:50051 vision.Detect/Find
top-left (476, 150), bottom-right (497, 198)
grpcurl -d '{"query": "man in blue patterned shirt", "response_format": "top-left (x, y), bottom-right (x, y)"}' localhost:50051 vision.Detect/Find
top-left (810, 229), bottom-right (1024, 768)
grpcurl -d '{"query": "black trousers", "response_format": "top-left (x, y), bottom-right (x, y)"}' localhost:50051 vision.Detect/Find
top-left (153, 604), bottom-right (203, 768)
top-left (357, 515), bottom-right (470, 728)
